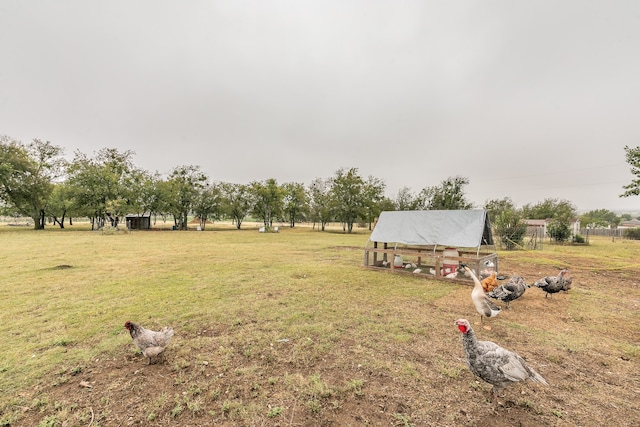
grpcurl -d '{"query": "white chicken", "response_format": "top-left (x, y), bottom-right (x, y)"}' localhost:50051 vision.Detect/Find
top-left (455, 318), bottom-right (548, 398)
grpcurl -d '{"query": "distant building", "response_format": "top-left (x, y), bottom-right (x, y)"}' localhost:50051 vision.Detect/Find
top-left (126, 214), bottom-right (151, 230)
top-left (618, 218), bottom-right (640, 228)
top-left (525, 218), bottom-right (581, 236)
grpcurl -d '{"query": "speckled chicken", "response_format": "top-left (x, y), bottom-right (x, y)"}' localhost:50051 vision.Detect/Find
top-left (532, 269), bottom-right (572, 298)
top-left (488, 275), bottom-right (529, 309)
top-left (124, 321), bottom-right (174, 364)
top-left (455, 318), bottom-right (548, 397)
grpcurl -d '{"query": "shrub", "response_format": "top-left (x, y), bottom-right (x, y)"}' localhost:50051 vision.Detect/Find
top-left (547, 219), bottom-right (571, 243)
top-left (623, 227), bottom-right (640, 240)
top-left (494, 209), bottom-right (527, 250)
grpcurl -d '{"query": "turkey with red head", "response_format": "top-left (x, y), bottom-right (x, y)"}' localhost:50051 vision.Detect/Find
top-left (454, 318), bottom-right (548, 398)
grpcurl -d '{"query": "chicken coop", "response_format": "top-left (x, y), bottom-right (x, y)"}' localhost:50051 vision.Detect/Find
top-left (125, 213), bottom-right (151, 230)
top-left (364, 209), bottom-right (498, 285)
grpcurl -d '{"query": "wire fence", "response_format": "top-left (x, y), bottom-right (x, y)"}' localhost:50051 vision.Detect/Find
top-left (494, 227), bottom-right (637, 250)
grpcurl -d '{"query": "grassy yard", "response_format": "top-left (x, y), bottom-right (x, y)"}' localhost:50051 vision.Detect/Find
top-left (0, 223), bottom-right (639, 426)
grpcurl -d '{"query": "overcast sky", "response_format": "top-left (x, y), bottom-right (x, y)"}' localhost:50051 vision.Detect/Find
top-left (2, 1), bottom-right (640, 213)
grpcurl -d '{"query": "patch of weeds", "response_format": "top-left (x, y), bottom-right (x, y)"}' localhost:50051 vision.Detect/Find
top-left (546, 354), bottom-right (564, 364)
top-left (219, 400), bottom-right (249, 420)
top-left (469, 381), bottom-right (483, 390)
top-left (552, 410), bottom-right (564, 418)
top-left (267, 406), bottom-right (282, 417)
top-left (52, 375), bottom-right (70, 387)
top-left (392, 413), bottom-right (415, 427)
top-left (618, 342), bottom-right (640, 360)
top-left (147, 412), bottom-right (156, 421)
top-left (439, 363), bottom-right (463, 379)
top-left (306, 399), bottom-right (321, 414)
top-left (171, 401), bottom-right (183, 417)
top-left (52, 338), bottom-right (74, 347)
top-left (519, 399), bottom-right (533, 408)
top-left (0, 413), bottom-right (18, 426)
top-left (243, 347), bottom-right (252, 358)
top-left (188, 384), bottom-right (202, 397)
top-left (37, 415), bottom-right (58, 427)
top-left (69, 366), bottom-right (83, 376)
top-left (401, 361), bottom-right (420, 379)
top-left (268, 377), bottom-right (278, 386)
top-left (187, 398), bottom-right (201, 414)
top-left (32, 397), bottom-right (50, 412)
top-left (308, 373), bottom-right (334, 399)
top-left (174, 373), bottom-right (186, 386)
top-left (344, 379), bottom-right (364, 396)
top-left (173, 358), bottom-right (190, 370)
top-left (209, 388), bottom-right (221, 401)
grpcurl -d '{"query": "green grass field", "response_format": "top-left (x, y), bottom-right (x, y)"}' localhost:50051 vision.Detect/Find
top-left (1, 223), bottom-right (639, 426)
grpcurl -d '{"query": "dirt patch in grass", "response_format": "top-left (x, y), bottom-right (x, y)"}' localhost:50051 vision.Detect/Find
top-left (8, 254), bottom-right (640, 426)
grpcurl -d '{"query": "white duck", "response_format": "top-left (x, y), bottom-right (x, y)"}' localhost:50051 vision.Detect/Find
top-left (461, 264), bottom-right (501, 329)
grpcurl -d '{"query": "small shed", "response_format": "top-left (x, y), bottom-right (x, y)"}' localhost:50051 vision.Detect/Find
top-left (364, 209), bottom-right (497, 284)
top-left (126, 214), bottom-right (151, 230)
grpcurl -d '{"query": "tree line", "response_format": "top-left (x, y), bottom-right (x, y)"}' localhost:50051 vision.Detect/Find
top-left (2, 136), bottom-right (639, 243)
top-left (0, 136), bottom-right (466, 232)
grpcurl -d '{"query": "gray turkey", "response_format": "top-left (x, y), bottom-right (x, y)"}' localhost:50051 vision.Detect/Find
top-left (487, 275), bottom-right (529, 309)
top-left (454, 318), bottom-right (548, 398)
top-left (532, 269), bottom-right (572, 298)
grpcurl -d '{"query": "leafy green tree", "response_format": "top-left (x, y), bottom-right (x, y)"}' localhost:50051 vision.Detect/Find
top-left (66, 148), bottom-right (136, 229)
top-left (361, 175), bottom-right (387, 230)
top-left (580, 209), bottom-right (620, 229)
top-left (419, 176), bottom-right (473, 210)
top-left (522, 198), bottom-right (576, 243)
top-left (282, 182), bottom-right (309, 228)
top-left (394, 186), bottom-right (422, 210)
top-left (377, 197), bottom-right (396, 213)
top-left (308, 177), bottom-right (332, 231)
top-left (493, 208), bottom-right (528, 250)
top-left (620, 145), bottom-right (640, 198)
top-left (193, 182), bottom-right (223, 230)
top-left (0, 136), bottom-right (65, 229)
top-left (522, 198), bottom-right (575, 222)
top-left (483, 197), bottom-right (528, 250)
top-left (547, 219), bottom-right (572, 243)
top-left (220, 182), bottom-right (253, 230)
top-left (329, 167), bottom-right (365, 233)
top-left (124, 169), bottom-right (161, 218)
top-left (251, 178), bottom-right (284, 229)
top-left (483, 197), bottom-right (517, 225)
top-left (165, 165), bottom-right (208, 230)
top-left (46, 183), bottom-right (75, 228)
